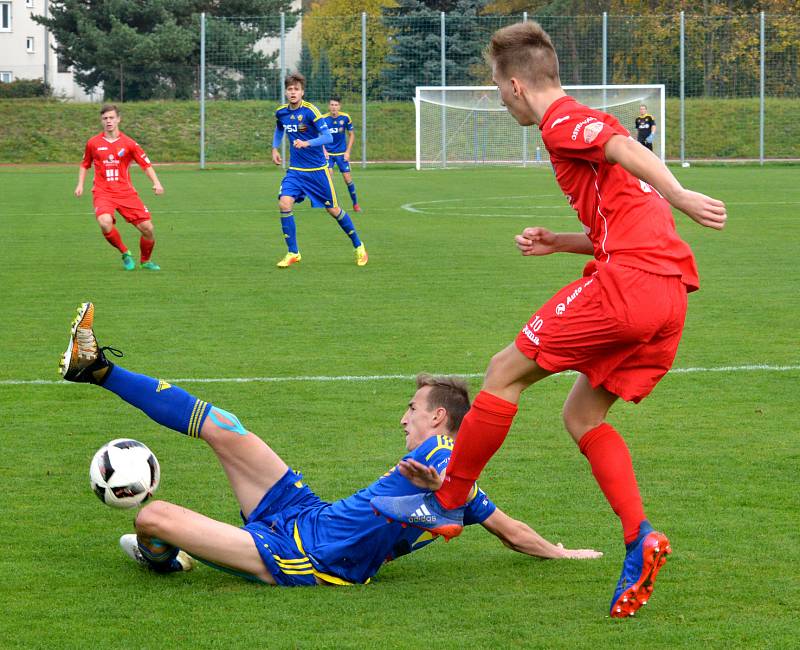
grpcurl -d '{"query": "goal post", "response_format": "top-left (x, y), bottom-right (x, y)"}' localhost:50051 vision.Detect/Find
top-left (415, 85), bottom-right (666, 169)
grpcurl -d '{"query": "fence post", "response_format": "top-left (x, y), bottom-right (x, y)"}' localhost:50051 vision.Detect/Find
top-left (760, 11), bottom-right (765, 166)
top-left (441, 11), bottom-right (447, 168)
top-left (280, 12), bottom-right (286, 168)
top-left (680, 11), bottom-right (685, 165)
top-left (602, 11), bottom-right (608, 110)
top-left (200, 12), bottom-right (206, 170)
top-left (362, 12), bottom-right (367, 169)
top-left (522, 11), bottom-right (528, 166)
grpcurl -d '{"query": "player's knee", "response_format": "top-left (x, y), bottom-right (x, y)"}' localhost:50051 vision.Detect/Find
top-left (96, 214), bottom-right (113, 232)
top-left (135, 500), bottom-right (174, 536)
top-left (137, 221), bottom-right (154, 238)
top-left (561, 403), bottom-right (603, 440)
top-left (278, 197), bottom-right (294, 212)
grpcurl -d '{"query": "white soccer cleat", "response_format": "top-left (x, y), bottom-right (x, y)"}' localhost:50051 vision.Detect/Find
top-left (119, 534), bottom-right (195, 572)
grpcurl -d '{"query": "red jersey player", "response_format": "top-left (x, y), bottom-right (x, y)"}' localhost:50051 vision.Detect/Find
top-left (75, 104), bottom-right (164, 271)
top-left (372, 21), bottom-right (727, 619)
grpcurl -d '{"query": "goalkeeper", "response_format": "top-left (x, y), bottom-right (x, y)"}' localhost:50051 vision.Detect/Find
top-left (59, 302), bottom-right (601, 586)
top-left (635, 104), bottom-right (656, 151)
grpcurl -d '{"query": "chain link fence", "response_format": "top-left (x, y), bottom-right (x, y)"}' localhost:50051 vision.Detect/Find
top-left (192, 11), bottom-right (798, 165)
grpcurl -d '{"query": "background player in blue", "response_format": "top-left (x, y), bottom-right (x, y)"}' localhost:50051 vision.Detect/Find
top-left (322, 97), bottom-right (361, 212)
top-left (272, 73), bottom-right (368, 268)
top-left (59, 302), bottom-right (602, 586)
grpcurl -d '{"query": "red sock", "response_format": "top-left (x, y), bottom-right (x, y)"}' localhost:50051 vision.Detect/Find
top-left (578, 423), bottom-right (646, 544)
top-left (435, 391), bottom-right (518, 510)
top-left (103, 227), bottom-right (127, 253)
top-left (140, 237), bottom-right (155, 263)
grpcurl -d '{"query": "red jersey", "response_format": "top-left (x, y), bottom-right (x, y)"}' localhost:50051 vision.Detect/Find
top-left (540, 96), bottom-right (699, 292)
top-left (81, 132), bottom-right (152, 196)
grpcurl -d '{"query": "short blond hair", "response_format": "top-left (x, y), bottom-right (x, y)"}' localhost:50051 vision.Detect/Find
top-left (486, 21), bottom-right (560, 88)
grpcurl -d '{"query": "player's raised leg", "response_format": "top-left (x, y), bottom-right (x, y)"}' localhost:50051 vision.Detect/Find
top-left (96, 211), bottom-right (135, 270)
top-left (371, 344), bottom-right (552, 538)
top-left (563, 374), bottom-right (671, 617)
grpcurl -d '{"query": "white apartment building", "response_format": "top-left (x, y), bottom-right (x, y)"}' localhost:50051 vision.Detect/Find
top-left (0, 0), bottom-right (99, 100)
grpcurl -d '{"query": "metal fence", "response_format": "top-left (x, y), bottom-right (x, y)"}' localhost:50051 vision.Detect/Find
top-left (196, 11), bottom-right (799, 166)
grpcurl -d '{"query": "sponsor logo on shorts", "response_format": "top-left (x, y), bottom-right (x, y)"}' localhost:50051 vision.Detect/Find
top-left (584, 122), bottom-right (604, 144)
top-left (571, 116), bottom-right (597, 141)
top-left (522, 314), bottom-right (544, 346)
top-left (555, 278), bottom-right (595, 316)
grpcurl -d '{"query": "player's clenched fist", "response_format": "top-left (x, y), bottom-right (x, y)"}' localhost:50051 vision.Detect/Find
top-left (515, 227), bottom-right (559, 256)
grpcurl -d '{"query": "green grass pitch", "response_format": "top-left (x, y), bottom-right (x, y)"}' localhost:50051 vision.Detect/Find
top-left (0, 163), bottom-right (797, 648)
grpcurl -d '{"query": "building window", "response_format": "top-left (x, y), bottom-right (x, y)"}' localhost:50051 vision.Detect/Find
top-left (0, 2), bottom-right (11, 31)
top-left (26, 36), bottom-right (34, 52)
top-left (0, 71), bottom-right (12, 83)
top-left (26, 0), bottom-right (34, 8)
top-left (57, 54), bottom-right (69, 73)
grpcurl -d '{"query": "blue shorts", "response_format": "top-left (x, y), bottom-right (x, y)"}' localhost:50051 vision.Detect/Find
top-left (278, 168), bottom-right (338, 209)
top-left (327, 155), bottom-right (351, 174)
top-left (242, 468), bottom-right (327, 586)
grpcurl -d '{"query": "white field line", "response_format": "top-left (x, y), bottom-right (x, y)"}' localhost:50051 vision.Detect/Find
top-left (2, 364), bottom-right (798, 387)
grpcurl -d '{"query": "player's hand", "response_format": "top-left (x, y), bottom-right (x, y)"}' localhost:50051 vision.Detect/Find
top-left (553, 543), bottom-right (603, 560)
top-left (645, 133), bottom-right (654, 145)
top-left (293, 139), bottom-right (309, 149)
top-left (74, 185), bottom-right (83, 197)
top-left (515, 227), bottom-right (559, 256)
top-left (153, 183), bottom-right (164, 195)
top-left (344, 152), bottom-right (350, 162)
top-left (397, 459), bottom-right (443, 491)
top-left (271, 148), bottom-right (282, 166)
top-left (672, 189), bottom-right (727, 230)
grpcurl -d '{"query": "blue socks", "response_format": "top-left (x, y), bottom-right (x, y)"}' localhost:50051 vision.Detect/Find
top-left (280, 211), bottom-right (298, 253)
top-left (334, 209), bottom-right (362, 247)
top-left (347, 182), bottom-right (358, 206)
top-left (102, 366), bottom-right (211, 438)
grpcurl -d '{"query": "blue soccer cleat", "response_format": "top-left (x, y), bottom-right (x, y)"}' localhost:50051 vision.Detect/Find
top-left (610, 521), bottom-right (671, 618)
top-left (370, 492), bottom-right (465, 541)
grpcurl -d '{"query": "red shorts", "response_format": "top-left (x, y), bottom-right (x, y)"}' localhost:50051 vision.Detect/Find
top-left (93, 192), bottom-right (151, 225)
top-left (514, 263), bottom-right (688, 403)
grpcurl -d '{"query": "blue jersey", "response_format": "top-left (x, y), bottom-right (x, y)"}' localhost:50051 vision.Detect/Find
top-left (275, 101), bottom-right (330, 170)
top-left (321, 112), bottom-right (353, 155)
top-left (294, 435), bottom-right (496, 584)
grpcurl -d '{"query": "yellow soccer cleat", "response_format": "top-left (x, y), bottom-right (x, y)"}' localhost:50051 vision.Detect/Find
top-left (355, 244), bottom-right (368, 267)
top-left (276, 252), bottom-right (302, 268)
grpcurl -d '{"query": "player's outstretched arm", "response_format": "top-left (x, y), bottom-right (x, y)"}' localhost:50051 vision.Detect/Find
top-left (515, 227), bottom-right (593, 256)
top-left (604, 134), bottom-right (727, 230)
top-left (481, 508), bottom-right (602, 560)
top-left (398, 458), bottom-right (443, 490)
top-left (75, 166), bottom-right (87, 197)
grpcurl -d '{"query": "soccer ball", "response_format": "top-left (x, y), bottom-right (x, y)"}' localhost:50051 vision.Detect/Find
top-left (89, 438), bottom-right (160, 509)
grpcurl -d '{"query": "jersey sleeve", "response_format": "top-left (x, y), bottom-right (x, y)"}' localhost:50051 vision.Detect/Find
top-left (345, 115), bottom-right (354, 132)
top-left (131, 139), bottom-right (152, 169)
top-left (81, 140), bottom-right (93, 168)
top-left (543, 110), bottom-right (627, 164)
top-left (411, 435), bottom-right (454, 476)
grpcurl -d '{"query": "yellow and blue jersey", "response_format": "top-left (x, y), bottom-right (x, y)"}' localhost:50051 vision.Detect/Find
top-left (321, 112), bottom-right (353, 155)
top-left (275, 101), bottom-right (330, 170)
top-left (293, 434), bottom-right (496, 584)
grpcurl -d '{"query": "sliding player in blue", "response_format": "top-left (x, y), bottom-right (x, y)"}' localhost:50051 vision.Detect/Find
top-left (59, 302), bottom-right (601, 585)
top-left (322, 98), bottom-right (361, 213)
top-left (272, 73), bottom-right (368, 268)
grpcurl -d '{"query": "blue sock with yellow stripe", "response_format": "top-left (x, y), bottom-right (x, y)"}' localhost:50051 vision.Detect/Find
top-left (347, 182), bottom-right (358, 206)
top-left (280, 211), bottom-right (298, 253)
top-left (334, 209), bottom-right (361, 247)
top-left (101, 366), bottom-right (211, 438)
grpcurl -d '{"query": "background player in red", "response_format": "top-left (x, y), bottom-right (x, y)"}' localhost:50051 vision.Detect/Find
top-left (75, 104), bottom-right (165, 271)
top-left (372, 20), bottom-right (727, 618)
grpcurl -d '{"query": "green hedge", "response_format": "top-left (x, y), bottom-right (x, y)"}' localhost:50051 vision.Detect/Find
top-left (0, 79), bottom-right (51, 99)
top-left (1, 97), bottom-right (798, 163)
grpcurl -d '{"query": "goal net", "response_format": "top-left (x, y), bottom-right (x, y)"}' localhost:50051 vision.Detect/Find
top-left (415, 85), bottom-right (665, 169)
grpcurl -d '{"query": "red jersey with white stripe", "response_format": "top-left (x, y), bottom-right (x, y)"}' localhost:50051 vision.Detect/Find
top-left (81, 132), bottom-right (152, 196)
top-left (540, 96), bottom-right (699, 292)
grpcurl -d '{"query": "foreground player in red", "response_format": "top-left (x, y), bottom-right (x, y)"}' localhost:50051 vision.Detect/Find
top-left (372, 21), bottom-right (727, 618)
top-left (75, 104), bottom-right (165, 271)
